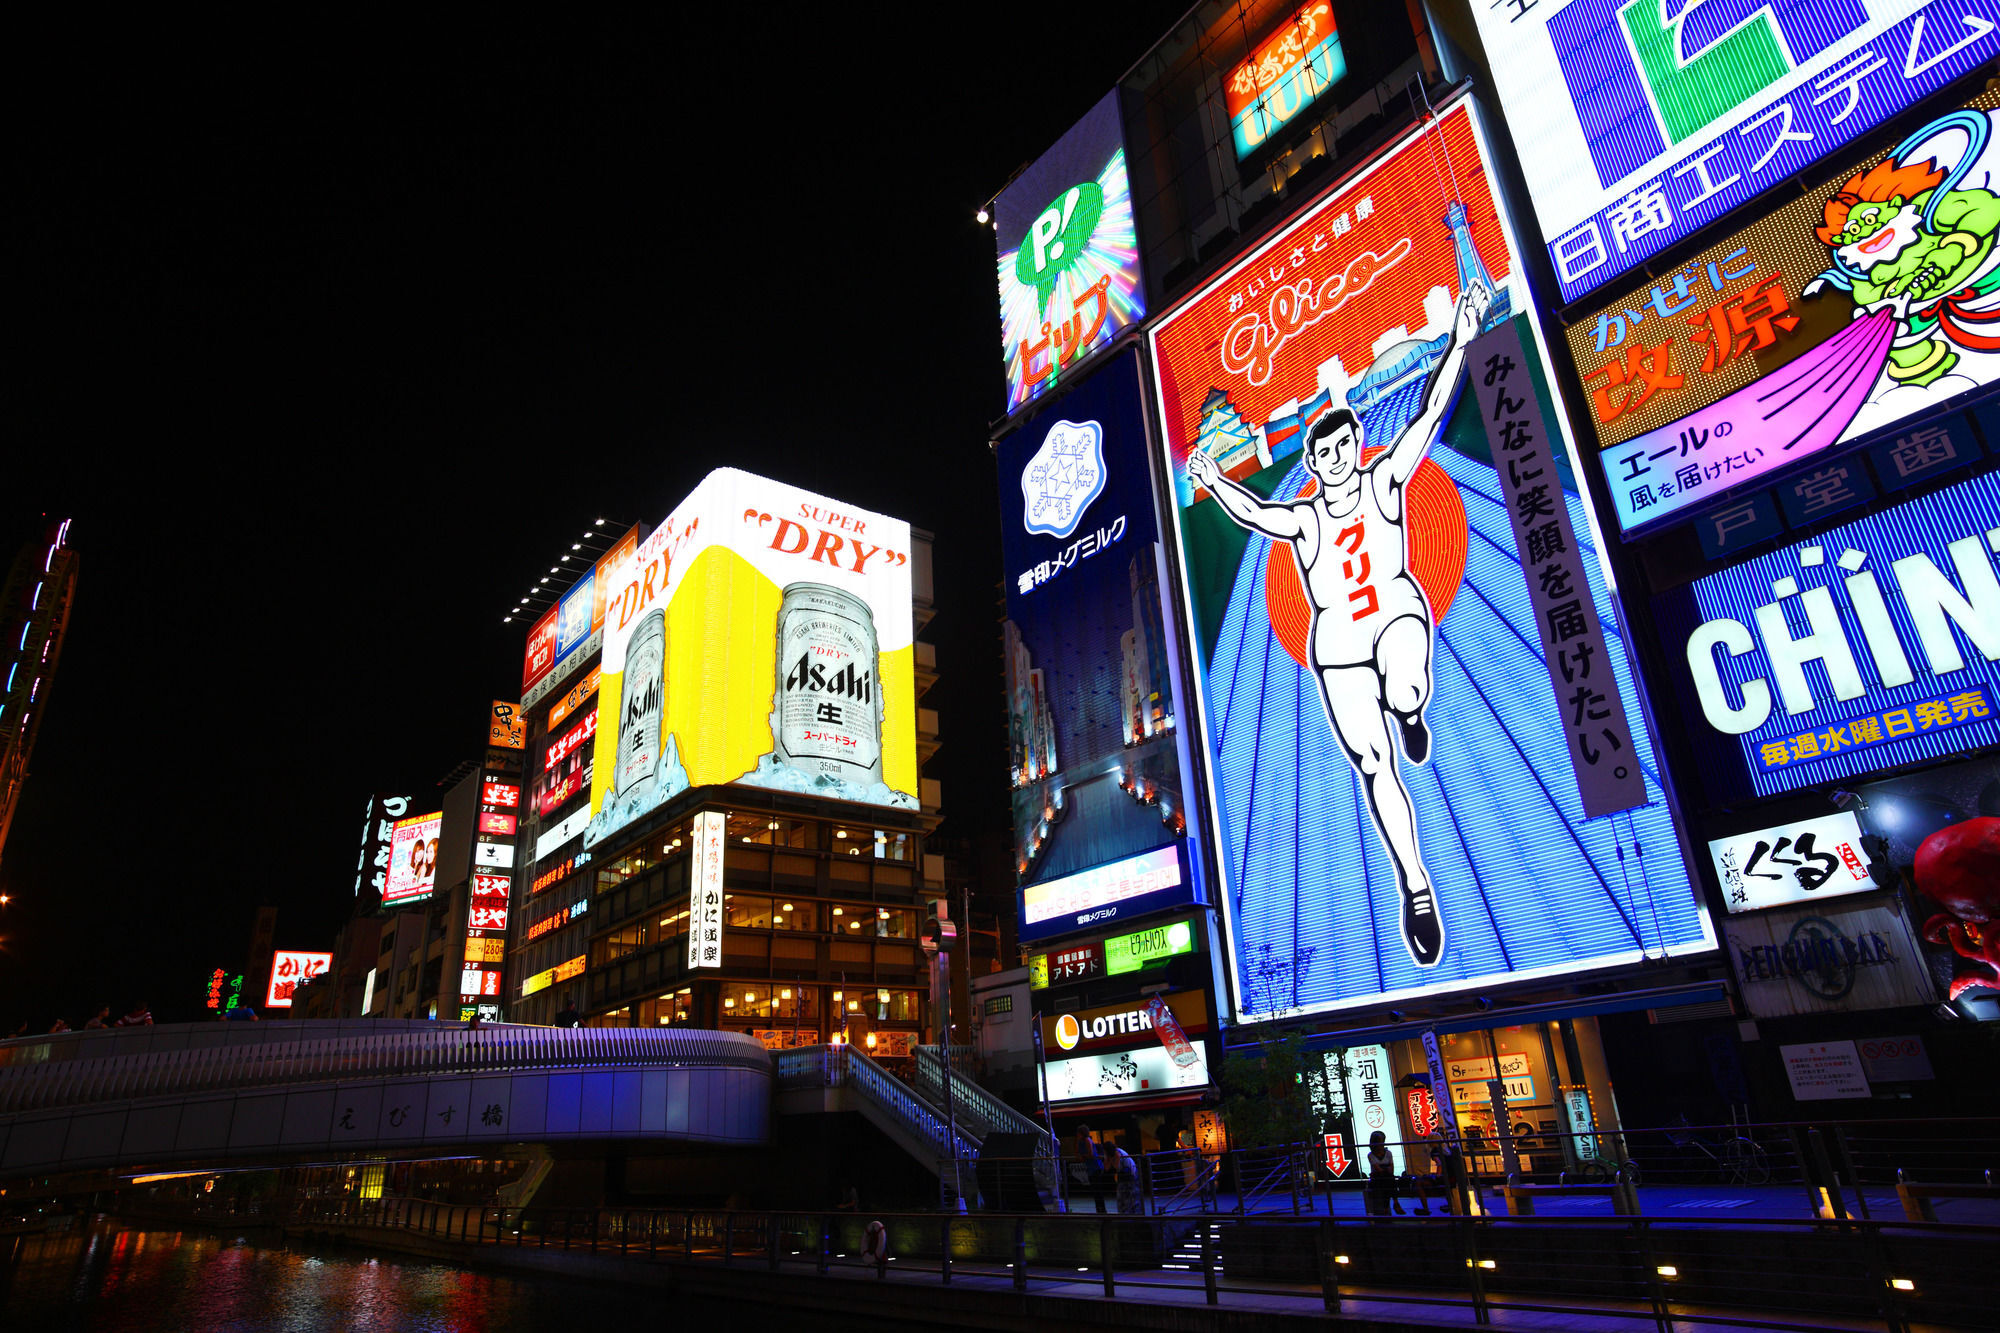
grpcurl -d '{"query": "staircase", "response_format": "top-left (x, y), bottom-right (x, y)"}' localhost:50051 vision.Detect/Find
top-left (912, 1045), bottom-right (1059, 1198)
top-left (773, 1044), bottom-right (982, 1207)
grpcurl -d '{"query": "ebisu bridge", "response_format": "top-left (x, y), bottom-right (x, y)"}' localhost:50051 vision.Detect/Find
top-left (0, 1021), bottom-right (774, 1179)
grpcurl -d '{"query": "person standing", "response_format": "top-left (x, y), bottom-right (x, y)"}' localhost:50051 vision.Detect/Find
top-left (115, 1001), bottom-right (153, 1027)
top-left (1110, 1137), bottom-right (1141, 1216)
top-left (1365, 1131), bottom-right (1404, 1219)
top-left (84, 1006), bottom-right (110, 1030)
top-left (1072, 1125), bottom-right (1106, 1213)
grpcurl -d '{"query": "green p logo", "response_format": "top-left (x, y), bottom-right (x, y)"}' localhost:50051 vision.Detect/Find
top-left (1015, 180), bottom-right (1104, 317)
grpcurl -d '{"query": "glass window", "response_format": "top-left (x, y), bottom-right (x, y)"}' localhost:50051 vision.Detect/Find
top-left (831, 903), bottom-right (871, 934)
top-left (769, 899), bottom-right (818, 932)
top-left (657, 900), bottom-right (690, 941)
top-left (636, 988), bottom-right (693, 1026)
top-left (724, 894), bottom-right (772, 929)
top-left (872, 830), bottom-right (913, 862)
top-left (874, 907), bottom-right (918, 939)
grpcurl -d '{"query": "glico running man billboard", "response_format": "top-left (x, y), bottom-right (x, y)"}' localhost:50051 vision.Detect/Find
top-left (1653, 471), bottom-right (1998, 803)
top-left (1470, 0), bottom-right (2000, 301)
top-left (1149, 95), bottom-right (1716, 1022)
top-left (1569, 89), bottom-right (2000, 534)
top-left (996, 347), bottom-right (1207, 942)
top-left (995, 90), bottom-right (1145, 416)
top-left (580, 469), bottom-right (918, 850)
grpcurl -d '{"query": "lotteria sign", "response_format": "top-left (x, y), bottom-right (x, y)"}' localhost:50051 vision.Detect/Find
top-left (1471, 0), bottom-right (2000, 301)
top-left (1655, 472), bottom-right (1999, 800)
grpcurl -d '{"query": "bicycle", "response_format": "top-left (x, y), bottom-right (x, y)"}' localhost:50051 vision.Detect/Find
top-left (1662, 1116), bottom-right (1772, 1186)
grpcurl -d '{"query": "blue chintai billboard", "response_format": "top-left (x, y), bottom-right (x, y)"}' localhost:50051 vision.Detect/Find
top-left (1654, 471), bottom-right (2000, 804)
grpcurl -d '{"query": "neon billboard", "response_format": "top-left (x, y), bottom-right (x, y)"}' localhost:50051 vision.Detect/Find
top-left (995, 91), bottom-right (1145, 415)
top-left (1149, 96), bottom-right (1715, 1022)
top-left (1227, 1), bottom-right (1345, 160)
top-left (1568, 91), bottom-right (2000, 533)
top-left (1470, 0), bottom-right (2000, 301)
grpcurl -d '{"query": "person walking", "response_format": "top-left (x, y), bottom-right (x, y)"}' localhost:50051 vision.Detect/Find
top-left (115, 1001), bottom-right (153, 1027)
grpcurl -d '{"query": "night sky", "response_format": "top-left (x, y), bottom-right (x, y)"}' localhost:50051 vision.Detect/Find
top-left (6, 10), bottom-right (1178, 1026)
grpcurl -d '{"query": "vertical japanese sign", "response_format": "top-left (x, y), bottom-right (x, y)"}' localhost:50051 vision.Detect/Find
top-left (1470, 322), bottom-right (1648, 818)
top-left (353, 794), bottom-right (412, 898)
top-left (994, 90), bottom-right (1145, 414)
top-left (1567, 90), bottom-right (2000, 533)
top-left (1470, 0), bottom-right (2000, 301)
top-left (1421, 1029), bottom-right (1461, 1137)
top-left (688, 810), bottom-right (725, 969)
top-left (489, 700), bottom-right (526, 750)
top-left (1150, 95), bottom-right (1713, 1022)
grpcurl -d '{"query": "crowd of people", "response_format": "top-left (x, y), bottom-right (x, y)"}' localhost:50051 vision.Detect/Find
top-left (6, 1001), bottom-right (156, 1038)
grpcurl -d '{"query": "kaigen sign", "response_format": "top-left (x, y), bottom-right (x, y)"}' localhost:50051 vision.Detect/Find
top-left (266, 951), bottom-right (332, 1009)
top-left (1709, 810), bottom-right (1881, 913)
top-left (382, 811), bottom-right (442, 907)
top-left (582, 470), bottom-right (918, 849)
top-left (1471, 0), bottom-right (2000, 301)
top-left (998, 347), bottom-right (1202, 918)
top-left (1150, 95), bottom-right (1714, 1022)
top-left (1567, 91), bottom-right (2000, 533)
top-left (994, 90), bottom-right (1144, 415)
top-left (1654, 472), bottom-right (1998, 801)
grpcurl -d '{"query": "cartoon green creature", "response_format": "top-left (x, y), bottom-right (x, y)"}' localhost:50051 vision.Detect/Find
top-left (1806, 109), bottom-right (2000, 388)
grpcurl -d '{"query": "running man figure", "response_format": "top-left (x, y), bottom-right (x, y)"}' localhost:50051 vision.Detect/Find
top-left (1187, 280), bottom-right (1490, 967)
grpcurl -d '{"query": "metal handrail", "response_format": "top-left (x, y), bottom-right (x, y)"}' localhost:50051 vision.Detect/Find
top-left (0, 1021), bottom-right (773, 1115)
top-left (911, 1045), bottom-right (1058, 1181)
top-left (776, 1044), bottom-right (979, 1166)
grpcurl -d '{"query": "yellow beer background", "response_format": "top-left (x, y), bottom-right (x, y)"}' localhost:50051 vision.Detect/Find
top-left (587, 543), bottom-right (916, 818)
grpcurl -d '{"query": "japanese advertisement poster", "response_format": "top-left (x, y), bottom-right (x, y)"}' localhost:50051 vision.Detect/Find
top-left (994, 90), bottom-right (1145, 415)
top-left (1568, 89), bottom-right (2000, 533)
top-left (996, 347), bottom-right (1203, 924)
top-left (1472, 0), bottom-right (1998, 300)
top-left (1149, 95), bottom-right (1715, 1022)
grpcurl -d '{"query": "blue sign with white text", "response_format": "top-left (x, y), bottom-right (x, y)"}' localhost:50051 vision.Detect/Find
top-left (1469, 0), bottom-right (2000, 302)
top-left (1655, 471), bottom-right (2000, 800)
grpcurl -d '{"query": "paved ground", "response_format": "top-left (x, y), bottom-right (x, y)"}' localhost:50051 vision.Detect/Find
top-left (1072, 1183), bottom-right (2000, 1227)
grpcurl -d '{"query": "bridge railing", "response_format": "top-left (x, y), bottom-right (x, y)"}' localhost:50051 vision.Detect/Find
top-left (0, 1021), bottom-right (772, 1115)
top-left (776, 1044), bottom-right (980, 1175)
top-left (277, 1192), bottom-right (1995, 1331)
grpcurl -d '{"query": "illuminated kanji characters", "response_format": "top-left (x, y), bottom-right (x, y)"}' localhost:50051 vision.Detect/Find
top-left (1688, 274), bottom-right (1800, 372)
top-left (1584, 342), bottom-right (1683, 423)
top-left (1606, 184), bottom-right (1672, 253)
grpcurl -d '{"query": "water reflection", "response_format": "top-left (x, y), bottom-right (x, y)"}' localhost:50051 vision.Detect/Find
top-left (3, 1219), bottom-right (947, 1331)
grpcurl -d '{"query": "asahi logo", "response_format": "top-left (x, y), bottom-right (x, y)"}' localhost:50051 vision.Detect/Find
top-left (783, 653), bottom-right (873, 703)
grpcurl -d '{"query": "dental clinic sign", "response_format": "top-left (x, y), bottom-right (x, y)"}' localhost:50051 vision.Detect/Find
top-left (1471, 0), bottom-right (2000, 301)
top-left (1655, 472), bottom-right (1999, 800)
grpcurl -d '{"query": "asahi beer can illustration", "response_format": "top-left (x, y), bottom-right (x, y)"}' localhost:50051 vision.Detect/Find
top-left (615, 607), bottom-right (666, 795)
top-left (773, 582), bottom-right (883, 784)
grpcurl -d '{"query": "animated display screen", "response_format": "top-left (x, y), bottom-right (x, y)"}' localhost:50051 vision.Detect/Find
top-left (581, 469), bottom-right (918, 850)
top-left (994, 90), bottom-right (1145, 416)
top-left (1149, 96), bottom-right (1715, 1022)
top-left (1227, 1), bottom-right (1345, 161)
top-left (522, 527), bottom-right (641, 706)
top-left (1469, 0), bottom-right (1996, 301)
top-left (996, 346), bottom-right (1204, 930)
top-left (382, 810), bottom-right (443, 907)
top-left (1568, 91), bottom-right (2000, 533)
top-left (1652, 471), bottom-right (1999, 802)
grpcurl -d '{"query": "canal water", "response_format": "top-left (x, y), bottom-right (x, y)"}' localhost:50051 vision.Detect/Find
top-left (2, 1217), bottom-right (952, 1331)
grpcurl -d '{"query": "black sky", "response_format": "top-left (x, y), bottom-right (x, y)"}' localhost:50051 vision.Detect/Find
top-left (7, 9), bottom-right (1181, 1024)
